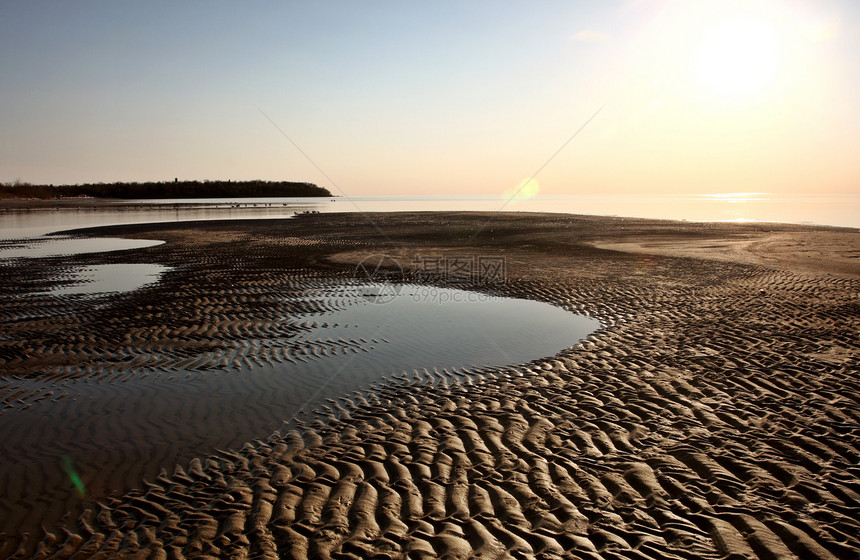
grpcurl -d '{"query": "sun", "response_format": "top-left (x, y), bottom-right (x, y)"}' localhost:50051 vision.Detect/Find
top-left (693, 17), bottom-right (782, 100)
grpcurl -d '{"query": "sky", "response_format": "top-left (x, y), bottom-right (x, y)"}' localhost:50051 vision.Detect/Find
top-left (1, 0), bottom-right (858, 197)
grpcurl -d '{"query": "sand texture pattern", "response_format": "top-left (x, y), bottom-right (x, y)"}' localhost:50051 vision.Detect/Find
top-left (0, 212), bottom-right (858, 560)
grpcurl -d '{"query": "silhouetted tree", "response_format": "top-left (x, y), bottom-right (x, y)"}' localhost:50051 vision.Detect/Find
top-left (1, 180), bottom-right (331, 199)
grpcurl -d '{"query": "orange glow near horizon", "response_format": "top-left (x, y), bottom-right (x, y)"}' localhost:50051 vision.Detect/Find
top-left (558, 0), bottom-right (856, 199)
top-left (0, 2), bottom-right (856, 199)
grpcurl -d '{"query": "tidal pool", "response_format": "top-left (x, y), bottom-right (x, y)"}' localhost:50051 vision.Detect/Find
top-left (296, 282), bottom-right (598, 381)
top-left (50, 263), bottom-right (172, 295)
top-left (0, 236), bottom-right (164, 259)
top-left (0, 280), bottom-right (598, 539)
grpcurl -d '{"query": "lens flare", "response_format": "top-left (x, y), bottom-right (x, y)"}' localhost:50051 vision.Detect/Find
top-left (62, 455), bottom-right (86, 497)
top-left (503, 178), bottom-right (540, 201)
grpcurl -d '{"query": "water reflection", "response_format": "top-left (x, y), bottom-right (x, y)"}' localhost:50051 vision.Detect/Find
top-left (51, 263), bottom-right (171, 296)
top-left (0, 199), bottom-right (324, 239)
top-left (0, 236), bottom-right (164, 259)
top-left (2, 193), bottom-right (857, 240)
top-left (298, 282), bottom-right (599, 376)
top-left (0, 280), bottom-right (599, 540)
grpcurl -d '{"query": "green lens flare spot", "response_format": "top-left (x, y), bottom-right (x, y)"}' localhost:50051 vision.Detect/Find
top-left (62, 455), bottom-right (87, 497)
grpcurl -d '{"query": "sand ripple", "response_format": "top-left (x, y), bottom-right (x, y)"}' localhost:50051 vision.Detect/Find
top-left (1, 214), bottom-right (858, 559)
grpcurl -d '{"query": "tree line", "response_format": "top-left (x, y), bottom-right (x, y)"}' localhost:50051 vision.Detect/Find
top-left (0, 179), bottom-right (332, 199)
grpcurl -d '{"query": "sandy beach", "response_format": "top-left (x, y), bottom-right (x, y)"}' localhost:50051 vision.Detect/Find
top-left (1, 211), bottom-right (858, 559)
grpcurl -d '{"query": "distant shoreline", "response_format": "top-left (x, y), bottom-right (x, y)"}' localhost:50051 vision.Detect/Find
top-left (0, 179), bottom-right (332, 201)
top-left (0, 196), bottom-right (331, 210)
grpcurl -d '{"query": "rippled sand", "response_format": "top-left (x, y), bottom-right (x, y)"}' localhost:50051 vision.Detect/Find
top-left (1, 212), bottom-right (858, 559)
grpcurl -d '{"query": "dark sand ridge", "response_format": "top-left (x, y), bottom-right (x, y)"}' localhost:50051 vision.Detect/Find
top-left (0, 212), bottom-right (858, 559)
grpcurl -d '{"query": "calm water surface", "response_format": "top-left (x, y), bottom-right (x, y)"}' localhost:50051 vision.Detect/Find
top-left (0, 198), bottom-right (319, 239)
top-left (1, 193), bottom-right (857, 241)
top-left (0, 236), bottom-right (163, 258)
top-left (49, 263), bottom-right (171, 295)
top-left (0, 281), bottom-right (599, 533)
top-left (297, 282), bottom-right (599, 380)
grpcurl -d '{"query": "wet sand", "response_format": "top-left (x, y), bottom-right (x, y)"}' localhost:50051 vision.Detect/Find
top-left (1, 212), bottom-right (858, 559)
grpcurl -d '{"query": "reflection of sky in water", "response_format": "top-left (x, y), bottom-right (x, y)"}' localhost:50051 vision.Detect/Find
top-left (51, 264), bottom-right (171, 296)
top-left (0, 200), bottom-right (324, 239)
top-left (0, 237), bottom-right (163, 259)
top-left (1, 194), bottom-right (857, 241)
top-left (299, 283), bottom-right (600, 375)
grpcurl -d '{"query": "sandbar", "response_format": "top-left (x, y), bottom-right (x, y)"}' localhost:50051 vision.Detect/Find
top-left (1, 212), bottom-right (858, 559)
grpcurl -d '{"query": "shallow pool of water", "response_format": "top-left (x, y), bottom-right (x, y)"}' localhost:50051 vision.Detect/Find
top-left (0, 279), bottom-right (599, 538)
top-left (297, 282), bottom-right (597, 379)
top-left (0, 236), bottom-right (164, 259)
top-left (50, 263), bottom-right (172, 295)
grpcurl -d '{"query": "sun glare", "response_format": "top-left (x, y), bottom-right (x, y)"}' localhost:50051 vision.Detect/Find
top-left (694, 17), bottom-right (782, 100)
top-left (503, 178), bottom-right (540, 201)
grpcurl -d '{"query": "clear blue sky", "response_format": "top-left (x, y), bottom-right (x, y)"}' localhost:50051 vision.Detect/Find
top-left (2, 1), bottom-right (858, 197)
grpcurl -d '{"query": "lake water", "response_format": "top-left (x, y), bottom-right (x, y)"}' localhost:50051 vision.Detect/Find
top-left (48, 263), bottom-right (171, 295)
top-left (331, 193), bottom-right (860, 229)
top-left (298, 282), bottom-right (598, 381)
top-left (0, 198), bottom-right (319, 239)
top-left (1, 193), bottom-right (857, 241)
top-left (0, 280), bottom-right (598, 535)
top-left (0, 236), bottom-right (163, 258)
